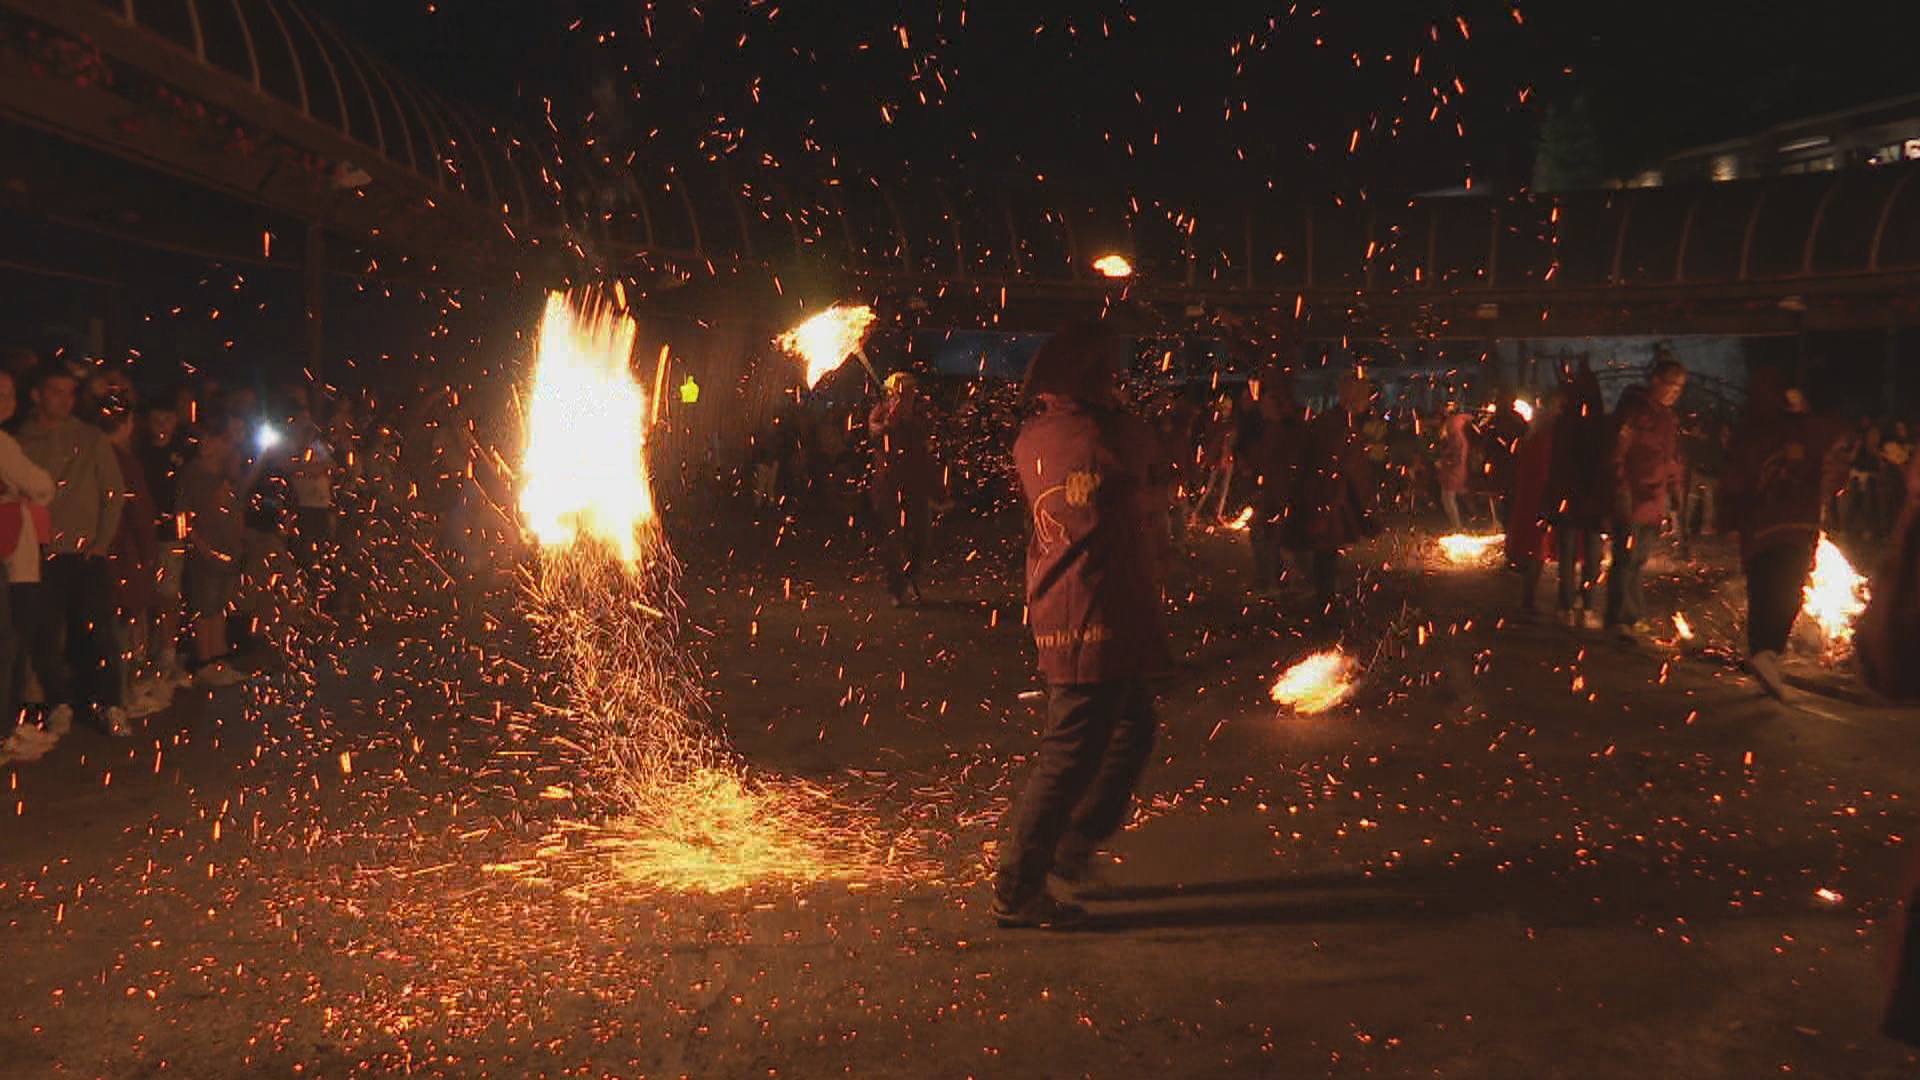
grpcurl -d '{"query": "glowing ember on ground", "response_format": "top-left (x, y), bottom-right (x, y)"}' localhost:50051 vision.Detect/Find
top-left (776, 303), bottom-right (877, 389)
top-left (521, 289), bottom-right (892, 892)
top-left (1803, 534), bottom-right (1868, 657)
top-left (1672, 612), bottom-right (1694, 641)
top-left (1513, 399), bottom-right (1536, 422)
top-left (1092, 253), bottom-right (1134, 278)
top-left (1435, 532), bottom-right (1505, 566)
top-left (1270, 650), bottom-right (1359, 715)
top-left (1224, 506), bottom-right (1254, 531)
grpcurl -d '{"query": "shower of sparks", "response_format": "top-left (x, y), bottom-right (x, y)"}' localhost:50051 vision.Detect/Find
top-left (1435, 531), bottom-right (1505, 566)
top-left (1270, 650), bottom-right (1359, 715)
top-left (776, 303), bottom-right (877, 389)
top-left (1803, 534), bottom-right (1868, 659)
top-left (520, 289), bottom-right (903, 893)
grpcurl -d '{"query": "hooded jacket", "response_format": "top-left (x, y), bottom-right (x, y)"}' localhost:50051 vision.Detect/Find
top-left (1717, 367), bottom-right (1850, 563)
top-left (1608, 384), bottom-right (1684, 527)
top-left (1014, 394), bottom-right (1172, 685)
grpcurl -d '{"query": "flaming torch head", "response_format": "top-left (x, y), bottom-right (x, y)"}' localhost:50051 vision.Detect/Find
top-left (519, 291), bottom-right (655, 564)
top-left (1270, 650), bottom-right (1359, 715)
top-left (777, 304), bottom-right (876, 389)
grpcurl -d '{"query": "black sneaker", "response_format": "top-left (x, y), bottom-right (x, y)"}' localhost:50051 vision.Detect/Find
top-left (991, 891), bottom-right (1089, 929)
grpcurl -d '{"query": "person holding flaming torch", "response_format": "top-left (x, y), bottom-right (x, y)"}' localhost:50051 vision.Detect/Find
top-left (1718, 367), bottom-right (1851, 698)
top-left (993, 322), bottom-right (1171, 929)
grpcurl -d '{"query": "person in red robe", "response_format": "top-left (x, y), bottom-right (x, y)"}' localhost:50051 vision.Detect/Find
top-left (995, 322), bottom-right (1171, 930)
top-left (1864, 454), bottom-right (1920, 1044)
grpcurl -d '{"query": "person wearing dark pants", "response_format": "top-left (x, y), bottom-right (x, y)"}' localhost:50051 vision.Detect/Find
top-left (996, 682), bottom-right (1157, 910)
top-left (1604, 523), bottom-right (1658, 628)
top-left (1285, 374), bottom-right (1379, 617)
top-left (15, 364), bottom-right (129, 733)
top-left (996, 322), bottom-right (1172, 930)
top-left (868, 373), bottom-right (940, 607)
top-left (1719, 366), bottom-right (1850, 699)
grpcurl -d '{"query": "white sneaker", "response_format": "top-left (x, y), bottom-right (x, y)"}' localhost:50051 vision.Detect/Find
top-left (1748, 650), bottom-right (1789, 700)
top-left (46, 704), bottom-right (73, 737)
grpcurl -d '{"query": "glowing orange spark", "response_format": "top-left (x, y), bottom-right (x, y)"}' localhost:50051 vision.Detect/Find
top-left (776, 304), bottom-right (876, 389)
top-left (1092, 253), bottom-right (1134, 278)
top-left (1672, 612), bottom-right (1694, 641)
top-left (1224, 506), bottom-right (1254, 531)
top-left (1435, 532), bottom-right (1504, 566)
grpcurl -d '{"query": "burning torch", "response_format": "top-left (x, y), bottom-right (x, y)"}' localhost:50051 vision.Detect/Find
top-left (776, 304), bottom-right (879, 389)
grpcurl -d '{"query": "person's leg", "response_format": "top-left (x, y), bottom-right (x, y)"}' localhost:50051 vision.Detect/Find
top-left (1441, 491), bottom-right (1462, 531)
top-left (1249, 521), bottom-right (1277, 591)
top-left (1605, 528), bottom-right (1633, 626)
top-left (1556, 528), bottom-right (1580, 611)
top-left (1746, 540), bottom-right (1815, 657)
top-left (72, 557), bottom-right (124, 712)
top-left (1058, 684), bottom-right (1159, 866)
top-left (1519, 559), bottom-right (1543, 612)
top-left (1581, 531), bottom-right (1604, 606)
top-left (993, 683), bottom-right (1122, 908)
top-left (1629, 524), bottom-right (1658, 624)
top-left (1311, 549), bottom-right (1340, 608)
top-left (34, 557), bottom-right (77, 711)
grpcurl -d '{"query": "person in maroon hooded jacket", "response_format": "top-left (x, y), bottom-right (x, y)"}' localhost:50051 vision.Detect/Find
top-left (1504, 391), bottom-right (1559, 617)
top-left (868, 372), bottom-right (941, 607)
top-left (1717, 367), bottom-right (1851, 698)
top-left (994, 321), bottom-right (1171, 929)
top-left (1604, 357), bottom-right (1688, 639)
top-left (1284, 372), bottom-right (1379, 613)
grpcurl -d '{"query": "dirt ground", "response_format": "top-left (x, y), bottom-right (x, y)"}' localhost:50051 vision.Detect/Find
top-left (2, 505), bottom-right (1918, 1079)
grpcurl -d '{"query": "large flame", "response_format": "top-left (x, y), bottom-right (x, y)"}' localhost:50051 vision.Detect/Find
top-left (1435, 532), bottom-right (1505, 566)
top-left (777, 304), bottom-right (876, 389)
top-left (1270, 650), bottom-right (1359, 715)
top-left (1804, 534), bottom-right (1869, 653)
top-left (519, 291), bottom-right (654, 563)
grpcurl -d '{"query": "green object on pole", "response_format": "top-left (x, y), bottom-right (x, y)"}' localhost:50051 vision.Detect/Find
top-left (678, 376), bottom-right (701, 404)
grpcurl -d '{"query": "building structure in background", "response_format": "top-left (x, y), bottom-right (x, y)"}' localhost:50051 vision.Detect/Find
top-left (1634, 91), bottom-right (1920, 188)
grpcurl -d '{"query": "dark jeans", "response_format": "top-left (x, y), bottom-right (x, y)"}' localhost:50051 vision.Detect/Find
top-left (994, 681), bottom-right (1159, 906)
top-left (39, 554), bottom-right (124, 712)
top-left (1250, 520), bottom-right (1285, 590)
top-left (1605, 524), bottom-right (1658, 627)
top-left (1557, 528), bottom-right (1604, 611)
top-left (1745, 539), bottom-right (1817, 656)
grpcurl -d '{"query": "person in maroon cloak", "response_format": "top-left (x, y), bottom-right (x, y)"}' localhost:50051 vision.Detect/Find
top-left (1244, 367), bottom-right (1308, 597)
top-left (1717, 367), bottom-right (1851, 698)
top-left (868, 372), bottom-right (940, 606)
top-left (1436, 405), bottom-right (1474, 530)
top-left (1284, 372), bottom-right (1379, 613)
top-left (994, 321), bottom-right (1172, 929)
top-left (1545, 368), bottom-right (1611, 627)
top-left (1479, 389), bottom-right (1531, 527)
top-left (1864, 454), bottom-right (1920, 1045)
top-left (1504, 392), bottom-right (1559, 616)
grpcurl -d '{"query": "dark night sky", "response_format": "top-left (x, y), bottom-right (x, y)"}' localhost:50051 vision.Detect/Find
top-left (310, 1), bottom-right (1920, 199)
